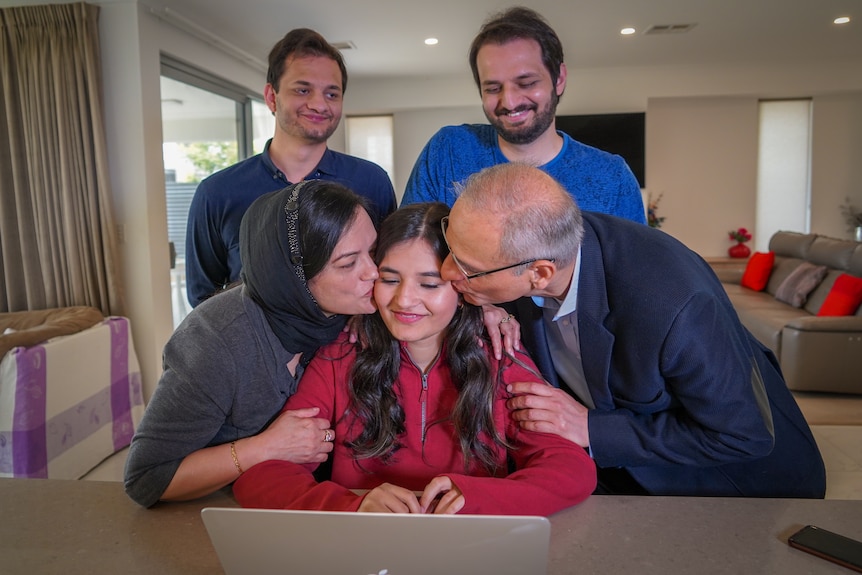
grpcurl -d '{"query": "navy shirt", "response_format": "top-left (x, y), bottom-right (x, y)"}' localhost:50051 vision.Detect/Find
top-left (185, 139), bottom-right (396, 307)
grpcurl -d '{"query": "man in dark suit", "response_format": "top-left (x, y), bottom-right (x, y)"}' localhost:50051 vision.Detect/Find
top-left (439, 162), bottom-right (825, 497)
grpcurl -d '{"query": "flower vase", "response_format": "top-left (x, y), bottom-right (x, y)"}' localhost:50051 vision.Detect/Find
top-left (728, 242), bottom-right (751, 258)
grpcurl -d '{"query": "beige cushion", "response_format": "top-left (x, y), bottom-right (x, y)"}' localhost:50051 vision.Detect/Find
top-left (774, 262), bottom-right (828, 308)
top-left (0, 306), bottom-right (104, 358)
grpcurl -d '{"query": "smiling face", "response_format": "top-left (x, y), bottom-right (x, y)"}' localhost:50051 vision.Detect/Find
top-left (475, 38), bottom-right (564, 145)
top-left (374, 238), bottom-right (460, 361)
top-left (307, 207), bottom-right (379, 317)
top-left (265, 54), bottom-right (343, 144)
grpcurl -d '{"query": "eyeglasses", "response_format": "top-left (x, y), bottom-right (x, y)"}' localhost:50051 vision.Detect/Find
top-left (440, 216), bottom-right (554, 281)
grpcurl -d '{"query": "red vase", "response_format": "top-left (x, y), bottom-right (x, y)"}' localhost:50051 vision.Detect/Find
top-left (728, 242), bottom-right (751, 258)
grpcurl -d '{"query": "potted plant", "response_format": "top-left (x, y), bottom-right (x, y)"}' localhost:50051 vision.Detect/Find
top-left (727, 227), bottom-right (752, 258)
top-left (839, 198), bottom-right (862, 242)
top-left (647, 192), bottom-right (665, 229)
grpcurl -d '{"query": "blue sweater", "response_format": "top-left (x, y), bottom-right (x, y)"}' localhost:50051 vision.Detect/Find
top-left (401, 124), bottom-right (645, 224)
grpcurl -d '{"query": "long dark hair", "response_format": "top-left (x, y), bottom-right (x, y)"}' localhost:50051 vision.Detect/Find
top-left (345, 202), bottom-right (509, 474)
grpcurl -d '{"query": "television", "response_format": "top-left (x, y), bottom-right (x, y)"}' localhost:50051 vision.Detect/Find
top-left (555, 112), bottom-right (645, 188)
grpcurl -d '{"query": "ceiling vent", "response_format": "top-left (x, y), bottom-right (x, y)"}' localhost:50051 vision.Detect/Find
top-left (331, 41), bottom-right (356, 51)
top-left (645, 23), bottom-right (697, 35)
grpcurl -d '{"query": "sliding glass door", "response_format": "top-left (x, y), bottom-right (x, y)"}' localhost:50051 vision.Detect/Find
top-left (160, 56), bottom-right (273, 328)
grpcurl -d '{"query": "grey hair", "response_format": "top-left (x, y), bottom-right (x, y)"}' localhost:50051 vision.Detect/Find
top-left (456, 163), bottom-right (582, 270)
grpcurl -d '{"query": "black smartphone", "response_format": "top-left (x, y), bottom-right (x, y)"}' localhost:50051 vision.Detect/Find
top-left (788, 525), bottom-right (862, 573)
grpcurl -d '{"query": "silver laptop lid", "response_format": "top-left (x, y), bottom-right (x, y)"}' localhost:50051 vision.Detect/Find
top-left (202, 507), bottom-right (550, 575)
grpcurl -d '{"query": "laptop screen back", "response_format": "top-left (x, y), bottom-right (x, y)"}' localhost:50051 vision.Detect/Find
top-left (201, 507), bottom-right (550, 575)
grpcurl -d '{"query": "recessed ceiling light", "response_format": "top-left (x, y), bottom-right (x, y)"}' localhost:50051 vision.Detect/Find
top-left (424, 37), bottom-right (439, 46)
top-left (834, 16), bottom-right (850, 25)
top-left (620, 27), bottom-right (636, 35)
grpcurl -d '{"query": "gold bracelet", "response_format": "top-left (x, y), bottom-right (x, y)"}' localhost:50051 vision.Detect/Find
top-left (230, 441), bottom-right (244, 475)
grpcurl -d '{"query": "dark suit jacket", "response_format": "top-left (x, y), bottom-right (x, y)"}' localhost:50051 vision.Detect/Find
top-left (514, 212), bottom-right (826, 497)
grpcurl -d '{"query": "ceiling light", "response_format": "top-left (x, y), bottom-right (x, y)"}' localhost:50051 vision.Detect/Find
top-left (620, 27), bottom-right (636, 35)
top-left (834, 16), bottom-right (850, 25)
top-left (424, 38), bottom-right (439, 46)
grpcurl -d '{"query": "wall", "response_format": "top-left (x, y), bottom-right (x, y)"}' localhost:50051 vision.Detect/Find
top-left (810, 93), bottom-right (862, 237)
top-left (391, 106), bottom-right (484, 201)
top-left (643, 93), bottom-right (862, 257)
top-left (645, 96), bottom-right (760, 256)
top-left (76, 0), bottom-right (266, 401)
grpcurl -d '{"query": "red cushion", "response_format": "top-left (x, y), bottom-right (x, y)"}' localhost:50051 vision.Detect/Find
top-left (817, 273), bottom-right (862, 316)
top-left (740, 251), bottom-right (775, 291)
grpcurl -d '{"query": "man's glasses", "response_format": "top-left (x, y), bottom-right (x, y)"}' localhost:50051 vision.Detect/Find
top-left (440, 216), bottom-right (554, 281)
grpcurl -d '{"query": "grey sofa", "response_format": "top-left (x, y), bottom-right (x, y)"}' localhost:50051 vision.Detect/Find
top-left (719, 231), bottom-right (862, 394)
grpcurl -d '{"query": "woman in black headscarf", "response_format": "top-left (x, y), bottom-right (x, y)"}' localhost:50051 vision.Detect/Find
top-left (124, 180), bottom-right (379, 508)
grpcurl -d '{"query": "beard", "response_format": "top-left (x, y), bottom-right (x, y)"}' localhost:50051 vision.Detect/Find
top-left (277, 107), bottom-right (340, 144)
top-left (485, 92), bottom-right (559, 145)
top-left (284, 117), bottom-right (338, 144)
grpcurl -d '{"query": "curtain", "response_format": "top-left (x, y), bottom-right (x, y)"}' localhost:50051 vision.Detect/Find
top-left (0, 2), bottom-right (124, 316)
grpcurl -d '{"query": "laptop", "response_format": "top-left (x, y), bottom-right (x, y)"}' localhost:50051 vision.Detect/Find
top-left (201, 507), bottom-right (551, 575)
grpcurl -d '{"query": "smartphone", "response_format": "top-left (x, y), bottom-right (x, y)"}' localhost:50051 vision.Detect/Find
top-left (788, 525), bottom-right (862, 573)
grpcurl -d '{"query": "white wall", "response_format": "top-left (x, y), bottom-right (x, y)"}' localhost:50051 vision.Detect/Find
top-left (645, 96), bottom-right (760, 256)
top-left (810, 93), bottom-right (862, 237)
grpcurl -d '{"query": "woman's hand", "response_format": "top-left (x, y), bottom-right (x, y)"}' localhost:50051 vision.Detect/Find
top-left (358, 483), bottom-right (422, 513)
top-left (344, 315), bottom-right (366, 347)
top-left (251, 407), bottom-right (334, 464)
top-left (419, 476), bottom-right (464, 514)
top-left (481, 304), bottom-right (521, 360)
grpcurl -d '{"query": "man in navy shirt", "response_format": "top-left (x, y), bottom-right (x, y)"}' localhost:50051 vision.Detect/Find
top-left (185, 28), bottom-right (396, 307)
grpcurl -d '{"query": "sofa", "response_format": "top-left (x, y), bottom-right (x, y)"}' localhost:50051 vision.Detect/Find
top-left (719, 231), bottom-right (862, 394)
top-left (0, 307), bottom-right (145, 478)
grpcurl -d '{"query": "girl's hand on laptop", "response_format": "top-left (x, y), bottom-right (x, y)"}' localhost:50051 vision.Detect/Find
top-left (420, 476), bottom-right (464, 514)
top-left (358, 483), bottom-right (422, 514)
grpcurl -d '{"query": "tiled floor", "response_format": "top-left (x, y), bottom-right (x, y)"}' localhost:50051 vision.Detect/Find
top-left (84, 426), bottom-right (862, 499)
top-left (812, 425), bottom-right (862, 500)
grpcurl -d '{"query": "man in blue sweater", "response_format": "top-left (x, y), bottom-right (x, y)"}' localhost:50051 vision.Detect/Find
top-left (185, 29), bottom-right (396, 307)
top-left (401, 6), bottom-right (644, 224)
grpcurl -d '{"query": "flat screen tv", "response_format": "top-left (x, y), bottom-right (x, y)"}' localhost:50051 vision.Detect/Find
top-left (555, 112), bottom-right (645, 188)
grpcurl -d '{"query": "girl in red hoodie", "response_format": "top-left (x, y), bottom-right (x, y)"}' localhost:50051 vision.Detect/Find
top-left (233, 202), bottom-right (595, 515)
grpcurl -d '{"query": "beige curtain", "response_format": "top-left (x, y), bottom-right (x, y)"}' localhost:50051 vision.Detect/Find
top-left (0, 2), bottom-right (124, 316)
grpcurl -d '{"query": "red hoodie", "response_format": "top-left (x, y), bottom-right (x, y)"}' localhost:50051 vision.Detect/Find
top-left (233, 336), bottom-right (595, 515)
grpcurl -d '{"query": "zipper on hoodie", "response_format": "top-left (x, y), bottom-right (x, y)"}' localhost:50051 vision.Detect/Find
top-left (403, 344), bottom-right (440, 446)
top-left (419, 372), bottom-right (429, 443)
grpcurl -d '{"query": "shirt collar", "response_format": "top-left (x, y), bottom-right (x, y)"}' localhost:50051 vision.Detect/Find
top-left (261, 138), bottom-right (335, 182)
top-left (531, 245), bottom-right (581, 321)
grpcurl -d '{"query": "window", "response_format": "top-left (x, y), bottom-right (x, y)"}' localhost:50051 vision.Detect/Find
top-left (756, 100), bottom-right (812, 252)
top-left (345, 115), bottom-right (395, 184)
top-left (160, 56), bottom-right (274, 328)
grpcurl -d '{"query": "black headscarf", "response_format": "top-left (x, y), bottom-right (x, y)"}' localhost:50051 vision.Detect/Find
top-left (240, 181), bottom-right (348, 356)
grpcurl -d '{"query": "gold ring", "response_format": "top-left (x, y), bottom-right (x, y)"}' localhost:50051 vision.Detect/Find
top-left (500, 314), bottom-right (514, 324)
top-left (324, 429), bottom-right (334, 442)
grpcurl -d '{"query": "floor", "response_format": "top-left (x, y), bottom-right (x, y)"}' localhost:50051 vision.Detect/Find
top-left (83, 425), bottom-right (862, 499)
